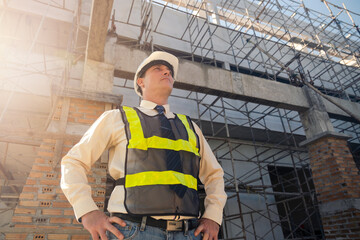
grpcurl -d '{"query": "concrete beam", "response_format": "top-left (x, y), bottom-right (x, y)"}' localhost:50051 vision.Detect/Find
top-left (86, 0), bottom-right (114, 62)
top-left (82, 0), bottom-right (115, 95)
top-left (319, 198), bottom-right (360, 216)
top-left (299, 86), bottom-right (335, 140)
top-left (54, 85), bottom-right (122, 105)
top-left (105, 42), bottom-right (360, 121)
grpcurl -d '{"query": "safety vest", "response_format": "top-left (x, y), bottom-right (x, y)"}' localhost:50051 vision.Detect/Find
top-left (118, 106), bottom-right (201, 217)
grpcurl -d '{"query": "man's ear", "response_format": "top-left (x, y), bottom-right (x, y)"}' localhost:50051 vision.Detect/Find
top-left (137, 77), bottom-right (144, 88)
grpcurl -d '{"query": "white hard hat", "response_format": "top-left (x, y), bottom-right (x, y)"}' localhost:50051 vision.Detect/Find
top-left (134, 51), bottom-right (179, 97)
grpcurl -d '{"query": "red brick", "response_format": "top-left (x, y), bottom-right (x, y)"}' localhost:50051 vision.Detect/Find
top-left (63, 226), bottom-right (83, 230)
top-left (33, 234), bottom-right (45, 239)
top-left (39, 179), bottom-right (59, 185)
top-left (38, 194), bottom-right (56, 200)
top-left (26, 179), bottom-right (36, 185)
top-left (308, 137), bottom-right (360, 238)
top-left (22, 186), bottom-right (38, 192)
top-left (19, 193), bottom-right (34, 200)
top-left (69, 107), bottom-right (77, 112)
top-left (29, 172), bottom-right (43, 178)
top-left (32, 165), bottom-right (52, 172)
top-left (77, 118), bottom-right (95, 124)
top-left (58, 194), bottom-right (68, 201)
top-left (71, 235), bottom-right (91, 240)
top-left (93, 197), bottom-right (105, 202)
top-left (34, 157), bottom-right (46, 163)
top-left (19, 201), bottom-right (39, 207)
top-left (50, 217), bottom-right (71, 224)
top-left (88, 104), bottom-right (104, 110)
top-left (64, 209), bottom-right (74, 215)
top-left (63, 147), bottom-right (71, 153)
top-left (48, 234), bottom-right (69, 239)
top-left (78, 108), bottom-right (96, 114)
top-left (40, 201), bottom-right (52, 207)
top-left (42, 187), bottom-right (54, 193)
top-left (14, 224), bottom-right (36, 228)
top-left (56, 188), bottom-right (64, 194)
top-left (42, 209), bottom-right (62, 215)
top-left (12, 216), bottom-right (32, 223)
top-left (64, 140), bottom-right (75, 146)
top-left (73, 112), bottom-right (86, 117)
top-left (88, 177), bottom-right (95, 183)
top-left (52, 202), bottom-right (71, 208)
top-left (14, 208), bottom-right (36, 214)
top-left (85, 113), bottom-right (101, 119)
top-left (38, 225), bottom-right (59, 229)
top-left (5, 233), bottom-right (27, 239)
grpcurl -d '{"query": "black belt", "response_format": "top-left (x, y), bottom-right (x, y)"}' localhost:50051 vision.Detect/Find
top-left (111, 213), bottom-right (199, 232)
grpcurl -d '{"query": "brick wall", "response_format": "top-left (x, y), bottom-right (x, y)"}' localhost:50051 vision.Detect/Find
top-left (307, 136), bottom-right (360, 239)
top-left (6, 98), bottom-right (109, 240)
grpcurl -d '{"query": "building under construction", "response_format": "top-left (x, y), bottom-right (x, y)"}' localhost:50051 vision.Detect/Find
top-left (0, 0), bottom-right (360, 239)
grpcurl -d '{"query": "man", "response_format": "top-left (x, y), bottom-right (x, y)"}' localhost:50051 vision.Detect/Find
top-left (61, 51), bottom-right (227, 240)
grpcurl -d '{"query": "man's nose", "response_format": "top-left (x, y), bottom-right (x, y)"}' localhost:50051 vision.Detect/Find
top-left (163, 69), bottom-right (170, 76)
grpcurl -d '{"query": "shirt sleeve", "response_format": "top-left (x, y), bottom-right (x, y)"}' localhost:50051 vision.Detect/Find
top-left (193, 122), bottom-right (227, 225)
top-left (60, 110), bottom-right (118, 221)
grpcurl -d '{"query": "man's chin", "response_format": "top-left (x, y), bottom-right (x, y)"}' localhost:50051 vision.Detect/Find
top-left (162, 87), bottom-right (173, 97)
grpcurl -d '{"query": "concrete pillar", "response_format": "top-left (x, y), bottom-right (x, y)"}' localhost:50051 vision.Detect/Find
top-left (299, 86), bottom-right (360, 239)
top-left (82, 59), bottom-right (115, 94)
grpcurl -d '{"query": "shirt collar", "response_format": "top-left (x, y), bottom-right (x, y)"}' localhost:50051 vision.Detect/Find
top-left (140, 100), bottom-right (171, 114)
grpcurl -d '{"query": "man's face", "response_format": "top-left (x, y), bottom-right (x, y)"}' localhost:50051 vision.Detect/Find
top-left (137, 64), bottom-right (174, 98)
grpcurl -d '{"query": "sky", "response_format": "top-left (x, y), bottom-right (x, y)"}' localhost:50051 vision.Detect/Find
top-left (302, 0), bottom-right (360, 26)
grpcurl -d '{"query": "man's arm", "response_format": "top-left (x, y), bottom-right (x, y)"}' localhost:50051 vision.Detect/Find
top-left (60, 110), bottom-right (126, 239)
top-left (192, 122), bottom-right (227, 240)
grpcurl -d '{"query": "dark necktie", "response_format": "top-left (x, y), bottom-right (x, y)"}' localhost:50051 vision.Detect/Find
top-left (154, 105), bottom-right (186, 198)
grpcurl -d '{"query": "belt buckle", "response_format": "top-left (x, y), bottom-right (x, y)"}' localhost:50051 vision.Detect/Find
top-left (166, 220), bottom-right (183, 231)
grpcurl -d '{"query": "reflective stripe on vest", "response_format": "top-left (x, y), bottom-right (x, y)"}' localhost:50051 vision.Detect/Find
top-left (123, 106), bottom-right (200, 156)
top-left (125, 170), bottom-right (198, 190)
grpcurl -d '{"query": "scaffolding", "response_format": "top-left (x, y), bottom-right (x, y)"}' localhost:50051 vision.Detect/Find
top-left (113, 0), bottom-right (360, 239)
top-left (117, 0), bottom-right (360, 100)
top-left (182, 91), bottom-right (324, 239)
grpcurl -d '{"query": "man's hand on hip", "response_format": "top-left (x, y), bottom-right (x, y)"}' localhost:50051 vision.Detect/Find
top-left (81, 210), bottom-right (126, 240)
top-left (194, 218), bottom-right (220, 240)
